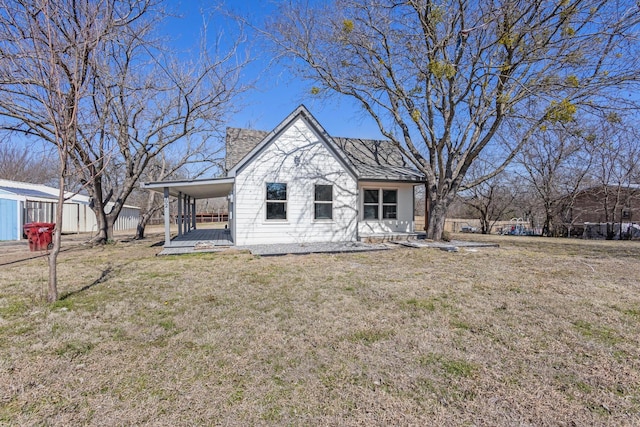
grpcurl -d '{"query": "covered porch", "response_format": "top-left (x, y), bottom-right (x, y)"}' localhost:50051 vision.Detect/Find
top-left (141, 177), bottom-right (234, 248)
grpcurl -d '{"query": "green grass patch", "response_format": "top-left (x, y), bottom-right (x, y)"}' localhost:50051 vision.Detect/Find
top-left (418, 353), bottom-right (478, 378)
top-left (450, 319), bottom-right (472, 330)
top-left (55, 341), bottom-right (95, 359)
top-left (404, 297), bottom-right (436, 312)
top-left (573, 320), bottom-right (620, 346)
top-left (441, 359), bottom-right (477, 378)
top-left (0, 299), bottom-right (29, 318)
top-left (347, 328), bottom-right (395, 345)
top-left (158, 319), bottom-right (176, 331)
top-left (52, 298), bottom-right (75, 311)
top-left (622, 307), bottom-right (640, 321)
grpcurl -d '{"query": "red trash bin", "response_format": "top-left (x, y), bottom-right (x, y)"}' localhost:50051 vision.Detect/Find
top-left (23, 222), bottom-right (55, 251)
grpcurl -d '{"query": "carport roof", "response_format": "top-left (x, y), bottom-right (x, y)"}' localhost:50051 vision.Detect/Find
top-left (142, 177), bottom-right (234, 199)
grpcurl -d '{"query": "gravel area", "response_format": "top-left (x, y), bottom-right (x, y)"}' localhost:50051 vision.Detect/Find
top-left (158, 239), bottom-right (499, 256)
top-left (392, 239), bottom-right (500, 250)
top-left (235, 241), bottom-right (389, 256)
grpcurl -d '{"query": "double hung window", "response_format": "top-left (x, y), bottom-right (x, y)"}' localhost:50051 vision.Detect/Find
top-left (314, 185), bottom-right (333, 220)
top-left (382, 190), bottom-right (397, 219)
top-left (266, 183), bottom-right (287, 220)
top-left (363, 189), bottom-right (379, 219)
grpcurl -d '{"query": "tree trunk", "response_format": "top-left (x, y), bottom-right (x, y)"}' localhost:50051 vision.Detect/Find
top-left (47, 226), bottom-right (60, 302)
top-left (92, 207), bottom-right (114, 243)
top-left (542, 216), bottom-right (551, 237)
top-left (426, 200), bottom-right (448, 240)
top-left (423, 183), bottom-right (430, 232)
top-left (606, 223), bottom-right (615, 240)
top-left (481, 218), bottom-right (490, 234)
top-left (135, 191), bottom-right (162, 240)
top-left (47, 176), bottom-right (66, 302)
top-left (135, 211), bottom-right (154, 240)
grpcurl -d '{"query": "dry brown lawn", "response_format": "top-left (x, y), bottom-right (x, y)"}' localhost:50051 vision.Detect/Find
top-left (1, 233), bottom-right (639, 426)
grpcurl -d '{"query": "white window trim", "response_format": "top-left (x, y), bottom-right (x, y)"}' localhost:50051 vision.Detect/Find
top-left (362, 188), bottom-right (380, 220)
top-left (265, 182), bottom-right (288, 222)
top-left (382, 189), bottom-right (398, 220)
top-left (314, 184), bottom-right (334, 222)
top-left (362, 188), bottom-right (398, 220)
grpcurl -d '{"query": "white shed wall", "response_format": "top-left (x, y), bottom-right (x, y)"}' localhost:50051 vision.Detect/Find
top-left (114, 206), bottom-right (140, 231)
top-left (234, 118), bottom-right (358, 245)
top-left (59, 203), bottom-right (139, 233)
top-left (357, 182), bottom-right (416, 235)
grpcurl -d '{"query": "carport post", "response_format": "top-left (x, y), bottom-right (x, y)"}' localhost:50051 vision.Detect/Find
top-left (185, 194), bottom-right (190, 233)
top-left (177, 191), bottom-right (183, 237)
top-left (192, 198), bottom-right (197, 230)
top-left (163, 187), bottom-right (171, 247)
top-left (186, 195), bottom-right (191, 233)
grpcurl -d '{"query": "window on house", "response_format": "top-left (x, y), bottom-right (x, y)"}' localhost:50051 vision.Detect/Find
top-left (363, 189), bottom-right (379, 219)
top-left (266, 182), bottom-right (287, 220)
top-left (382, 190), bottom-right (397, 219)
top-left (622, 208), bottom-right (631, 220)
top-left (363, 189), bottom-right (398, 220)
top-left (314, 184), bottom-right (333, 220)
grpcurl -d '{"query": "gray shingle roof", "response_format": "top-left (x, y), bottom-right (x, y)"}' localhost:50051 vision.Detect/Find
top-left (225, 128), bottom-right (268, 173)
top-left (225, 128), bottom-right (424, 182)
top-left (332, 137), bottom-right (424, 181)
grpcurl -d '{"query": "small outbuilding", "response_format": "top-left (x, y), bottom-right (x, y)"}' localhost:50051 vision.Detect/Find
top-left (0, 179), bottom-right (140, 241)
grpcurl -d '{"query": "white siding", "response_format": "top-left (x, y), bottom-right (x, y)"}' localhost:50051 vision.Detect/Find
top-left (234, 118), bottom-right (358, 245)
top-left (113, 206), bottom-right (140, 231)
top-left (59, 203), bottom-right (139, 233)
top-left (61, 203), bottom-right (82, 233)
top-left (357, 182), bottom-right (415, 235)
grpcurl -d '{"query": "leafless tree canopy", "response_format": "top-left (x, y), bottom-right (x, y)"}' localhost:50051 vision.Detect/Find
top-left (267, 0), bottom-right (640, 239)
top-left (0, 0), bottom-right (247, 300)
top-left (0, 143), bottom-right (57, 185)
top-left (0, 0), bottom-right (248, 244)
top-left (0, 0), bottom-right (136, 300)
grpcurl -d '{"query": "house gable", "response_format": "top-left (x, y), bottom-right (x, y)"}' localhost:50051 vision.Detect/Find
top-left (231, 110), bottom-right (359, 245)
top-left (227, 105), bottom-right (357, 181)
top-left (225, 108), bottom-right (424, 183)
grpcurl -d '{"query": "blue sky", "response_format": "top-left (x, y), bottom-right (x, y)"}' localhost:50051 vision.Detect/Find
top-left (164, 0), bottom-right (384, 139)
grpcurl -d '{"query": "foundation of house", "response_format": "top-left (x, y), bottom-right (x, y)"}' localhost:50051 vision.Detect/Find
top-left (359, 232), bottom-right (424, 244)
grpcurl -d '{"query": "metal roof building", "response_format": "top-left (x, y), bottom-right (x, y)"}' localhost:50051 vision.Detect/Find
top-left (0, 179), bottom-right (140, 241)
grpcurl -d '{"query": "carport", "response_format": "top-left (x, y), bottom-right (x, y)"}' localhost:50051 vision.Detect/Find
top-left (142, 177), bottom-right (234, 248)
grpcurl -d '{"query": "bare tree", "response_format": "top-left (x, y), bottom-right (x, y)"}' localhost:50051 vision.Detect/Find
top-left (0, 142), bottom-right (58, 185)
top-left (585, 118), bottom-right (639, 238)
top-left (0, 0), bottom-right (132, 301)
top-left (517, 124), bottom-right (592, 236)
top-left (462, 166), bottom-right (517, 234)
top-left (266, 0), bottom-right (640, 240)
top-left (65, 5), bottom-right (246, 243)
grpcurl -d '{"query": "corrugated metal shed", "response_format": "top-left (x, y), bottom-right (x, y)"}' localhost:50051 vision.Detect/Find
top-left (0, 179), bottom-right (140, 240)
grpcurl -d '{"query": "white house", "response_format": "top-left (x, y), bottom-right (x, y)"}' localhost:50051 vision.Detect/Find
top-left (143, 105), bottom-right (425, 247)
top-left (0, 179), bottom-right (140, 240)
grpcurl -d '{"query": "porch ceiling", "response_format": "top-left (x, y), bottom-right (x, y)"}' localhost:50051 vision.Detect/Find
top-left (142, 177), bottom-right (234, 199)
